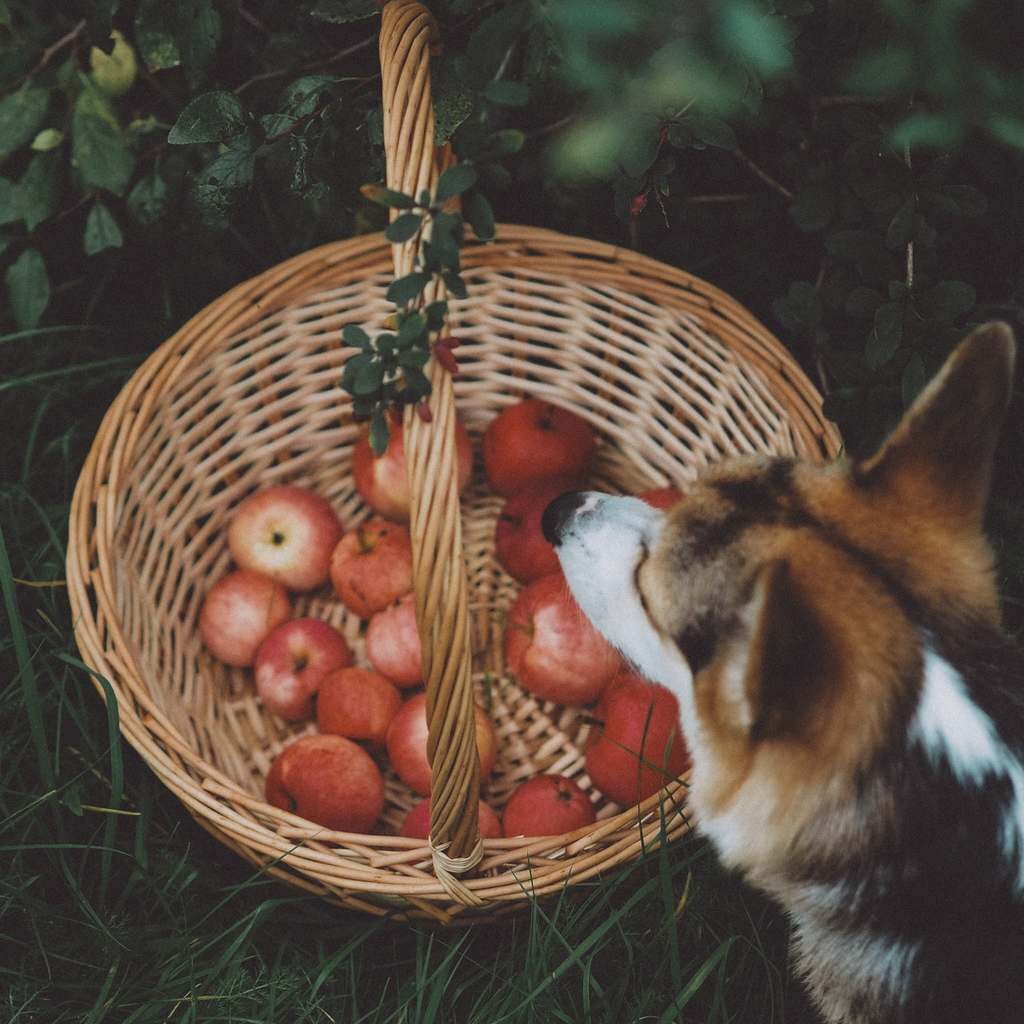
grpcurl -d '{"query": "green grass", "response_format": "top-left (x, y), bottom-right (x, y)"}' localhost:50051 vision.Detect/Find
top-left (0, 327), bottom-right (826, 1024)
top-left (3, 325), bottom-right (1021, 1024)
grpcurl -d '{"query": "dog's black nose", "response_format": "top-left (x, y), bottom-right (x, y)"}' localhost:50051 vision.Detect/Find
top-left (541, 491), bottom-right (585, 546)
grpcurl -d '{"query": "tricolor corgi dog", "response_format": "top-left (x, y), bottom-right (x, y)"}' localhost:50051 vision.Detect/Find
top-left (542, 323), bottom-right (1023, 1024)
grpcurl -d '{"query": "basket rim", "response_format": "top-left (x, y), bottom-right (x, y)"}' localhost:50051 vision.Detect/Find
top-left (66, 221), bottom-right (841, 912)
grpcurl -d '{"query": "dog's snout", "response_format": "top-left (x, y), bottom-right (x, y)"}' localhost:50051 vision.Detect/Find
top-left (541, 491), bottom-right (586, 546)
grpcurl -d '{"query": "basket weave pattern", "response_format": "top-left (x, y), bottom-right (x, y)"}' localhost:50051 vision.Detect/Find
top-left (67, 2), bottom-right (841, 924)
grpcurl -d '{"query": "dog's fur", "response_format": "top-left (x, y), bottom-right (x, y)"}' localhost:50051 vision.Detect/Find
top-left (544, 323), bottom-right (1024, 1023)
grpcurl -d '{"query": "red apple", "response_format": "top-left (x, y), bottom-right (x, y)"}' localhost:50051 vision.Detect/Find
top-left (495, 475), bottom-right (583, 583)
top-left (353, 413), bottom-right (473, 522)
top-left (585, 672), bottom-right (690, 806)
top-left (199, 570), bottom-right (291, 667)
top-left (504, 573), bottom-right (623, 705)
top-left (365, 594), bottom-right (422, 687)
top-left (265, 734), bottom-right (384, 833)
top-left (483, 399), bottom-right (596, 497)
top-left (386, 691), bottom-right (497, 796)
top-left (317, 667), bottom-right (402, 746)
top-left (228, 485), bottom-right (343, 591)
top-left (400, 798), bottom-right (504, 840)
top-left (253, 618), bottom-right (354, 720)
top-left (502, 774), bottom-right (596, 837)
top-left (330, 517), bottom-right (413, 618)
top-left (637, 486), bottom-right (684, 510)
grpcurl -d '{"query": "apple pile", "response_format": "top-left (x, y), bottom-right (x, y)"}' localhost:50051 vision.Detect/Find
top-left (196, 399), bottom-right (688, 841)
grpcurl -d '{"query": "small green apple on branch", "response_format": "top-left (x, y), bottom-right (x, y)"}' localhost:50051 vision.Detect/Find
top-left (344, 162), bottom-right (495, 455)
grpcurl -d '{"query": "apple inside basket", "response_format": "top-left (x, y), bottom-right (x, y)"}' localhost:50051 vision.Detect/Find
top-left (192, 393), bottom-right (695, 840)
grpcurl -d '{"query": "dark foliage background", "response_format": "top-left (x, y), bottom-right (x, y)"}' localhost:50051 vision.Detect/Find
top-left (2, 1), bottom-right (1023, 1020)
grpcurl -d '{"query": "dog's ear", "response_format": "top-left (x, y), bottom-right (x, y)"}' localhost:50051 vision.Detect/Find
top-left (712, 559), bottom-right (828, 741)
top-left (855, 321), bottom-right (1016, 527)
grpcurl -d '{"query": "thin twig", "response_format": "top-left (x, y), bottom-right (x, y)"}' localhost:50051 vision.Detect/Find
top-left (19, 18), bottom-right (86, 85)
top-left (684, 193), bottom-right (753, 203)
top-left (733, 148), bottom-right (793, 201)
top-left (235, 35), bottom-right (378, 95)
top-left (904, 141), bottom-right (914, 290)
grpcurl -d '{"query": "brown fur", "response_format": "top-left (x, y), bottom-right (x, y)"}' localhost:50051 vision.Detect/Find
top-left (635, 322), bottom-right (1015, 884)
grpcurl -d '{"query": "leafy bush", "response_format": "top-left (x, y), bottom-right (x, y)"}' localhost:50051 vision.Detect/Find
top-left (2, 1), bottom-right (1022, 459)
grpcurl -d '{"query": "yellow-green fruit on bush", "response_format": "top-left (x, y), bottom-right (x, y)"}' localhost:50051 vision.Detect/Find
top-left (89, 30), bottom-right (137, 98)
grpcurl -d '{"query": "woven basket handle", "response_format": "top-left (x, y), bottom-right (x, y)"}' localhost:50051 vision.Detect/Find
top-left (379, 0), bottom-right (483, 900)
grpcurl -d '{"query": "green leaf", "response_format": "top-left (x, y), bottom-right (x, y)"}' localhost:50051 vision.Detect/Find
top-left (432, 57), bottom-right (475, 145)
top-left (425, 300), bottom-right (448, 330)
top-left (718, 3), bottom-right (792, 77)
top-left (72, 99), bottom-right (134, 196)
top-left (901, 352), bottom-right (928, 407)
top-left (443, 272), bottom-right (468, 299)
top-left (919, 280), bottom-right (976, 321)
top-left (397, 312), bottom-right (427, 348)
top-left (399, 347), bottom-right (430, 369)
top-left (844, 287), bottom-right (883, 318)
top-left (0, 86), bottom-right (50, 160)
top-left (176, 0), bottom-right (221, 85)
top-left (0, 177), bottom-right (17, 225)
top-left (402, 365), bottom-right (431, 394)
top-left (845, 48), bottom-right (913, 95)
top-left (789, 181), bottom-right (834, 232)
top-left (885, 198), bottom-right (915, 249)
top-left (168, 91), bottom-right (247, 144)
top-left (353, 358), bottom-right (384, 396)
top-left (361, 183), bottom-right (415, 208)
top-left (0, 0), bottom-right (9, 26)
top-left (127, 171), bottom-right (168, 225)
top-left (369, 407), bottom-right (389, 455)
top-left (436, 163), bottom-right (478, 202)
top-left (31, 128), bottom-right (64, 152)
top-left (84, 201), bottom-right (124, 255)
top-left (387, 272), bottom-right (429, 307)
top-left (483, 81), bottom-right (529, 107)
top-left (772, 281), bottom-right (821, 332)
top-left (280, 75), bottom-right (336, 118)
top-left (488, 129), bottom-right (525, 156)
top-left (307, 0), bottom-right (379, 23)
top-left (466, 0), bottom-right (532, 89)
top-left (384, 212), bottom-right (422, 243)
top-left (865, 302), bottom-right (903, 369)
top-left (890, 113), bottom-right (963, 150)
top-left (464, 190), bottom-right (495, 241)
top-left (342, 324), bottom-right (371, 349)
top-left (684, 112), bottom-right (738, 151)
top-left (342, 352), bottom-right (371, 387)
top-left (988, 114), bottom-right (1024, 150)
top-left (17, 152), bottom-right (60, 231)
top-left (135, 0), bottom-right (181, 71)
top-left (6, 248), bottom-right (50, 329)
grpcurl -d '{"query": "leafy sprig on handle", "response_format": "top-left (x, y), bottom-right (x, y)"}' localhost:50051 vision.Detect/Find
top-left (345, 162), bottom-right (495, 454)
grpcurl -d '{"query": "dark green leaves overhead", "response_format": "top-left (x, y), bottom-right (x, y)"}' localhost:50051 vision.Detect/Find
top-left (6, 248), bottom-right (49, 329)
top-left (435, 163), bottom-right (477, 202)
top-left (134, 0), bottom-right (181, 71)
top-left (0, 87), bottom-right (50, 160)
top-left (84, 200), bottom-right (124, 254)
top-left (168, 92), bottom-right (247, 145)
top-left (127, 172), bottom-right (168, 225)
top-left (71, 91), bottom-right (134, 195)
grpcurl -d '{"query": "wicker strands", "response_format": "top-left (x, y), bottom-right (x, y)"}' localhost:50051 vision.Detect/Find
top-left (65, 1), bottom-right (842, 924)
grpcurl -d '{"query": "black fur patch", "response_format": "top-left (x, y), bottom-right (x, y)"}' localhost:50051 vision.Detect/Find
top-left (789, 624), bottom-right (1024, 1023)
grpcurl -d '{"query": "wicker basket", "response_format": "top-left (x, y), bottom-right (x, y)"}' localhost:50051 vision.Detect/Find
top-left (66, 0), bottom-right (842, 924)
